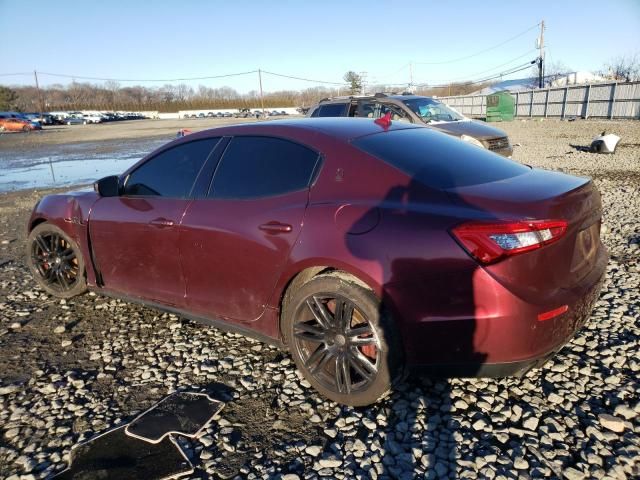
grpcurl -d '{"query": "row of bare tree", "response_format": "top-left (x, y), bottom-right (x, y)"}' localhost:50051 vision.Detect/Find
top-left (2, 80), bottom-right (494, 113)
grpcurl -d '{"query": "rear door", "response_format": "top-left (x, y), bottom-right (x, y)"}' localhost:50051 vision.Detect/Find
top-left (89, 138), bottom-right (220, 306)
top-left (180, 135), bottom-right (321, 322)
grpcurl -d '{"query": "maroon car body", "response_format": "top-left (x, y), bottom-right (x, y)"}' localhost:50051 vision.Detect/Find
top-left (27, 118), bottom-right (607, 382)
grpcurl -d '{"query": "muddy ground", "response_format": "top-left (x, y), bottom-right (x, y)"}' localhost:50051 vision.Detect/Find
top-left (0, 117), bottom-right (274, 150)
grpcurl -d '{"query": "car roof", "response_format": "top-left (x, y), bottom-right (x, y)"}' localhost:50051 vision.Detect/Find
top-left (185, 117), bottom-right (423, 143)
top-left (317, 94), bottom-right (434, 104)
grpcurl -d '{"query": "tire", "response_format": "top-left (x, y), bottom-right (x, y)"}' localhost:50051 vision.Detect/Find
top-left (282, 272), bottom-right (404, 406)
top-left (22, 126), bottom-right (30, 132)
top-left (26, 223), bottom-right (87, 298)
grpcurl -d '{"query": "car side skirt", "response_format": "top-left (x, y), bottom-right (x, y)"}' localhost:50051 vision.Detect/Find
top-left (88, 287), bottom-right (285, 349)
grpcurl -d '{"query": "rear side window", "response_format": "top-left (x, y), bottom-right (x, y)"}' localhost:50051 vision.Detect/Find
top-left (123, 138), bottom-right (219, 198)
top-left (315, 103), bottom-right (348, 117)
top-left (209, 136), bottom-right (319, 199)
top-left (353, 128), bottom-right (528, 189)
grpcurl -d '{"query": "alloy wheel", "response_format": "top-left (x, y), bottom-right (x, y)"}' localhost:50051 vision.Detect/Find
top-left (31, 232), bottom-right (80, 292)
top-left (292, 293), bottom-right (381, 395)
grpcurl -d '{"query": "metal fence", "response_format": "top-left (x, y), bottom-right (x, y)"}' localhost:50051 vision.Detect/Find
top-left (438, 81), bottom-right (640, 119)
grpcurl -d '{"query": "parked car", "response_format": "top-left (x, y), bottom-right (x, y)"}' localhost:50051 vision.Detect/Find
top-left (65, 116), bottom-right (87, 125)
top-left (23, 113), bottom-right (51, 125)
top-left (308, 93), bottom-right (513, 157)
top-left (25, 118), bottom-right (607, 406)
top-left (198, 113), bottom-right (206, 118)
top-left (0, 117), bottom-right (40, 131)
top-left (83, 114), bottom-right (104, 124)
top-left (234, 108), bottom-right (251, 118)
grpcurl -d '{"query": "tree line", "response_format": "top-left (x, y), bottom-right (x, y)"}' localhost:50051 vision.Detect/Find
top-left (0, 80), bottom-right (492, 113)
top-left (0, 82), bottom-right (347, 113)
top-left (1, 55), bottom-right (637, 112)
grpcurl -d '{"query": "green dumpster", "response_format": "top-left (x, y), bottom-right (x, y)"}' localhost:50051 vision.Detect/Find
top-left (486, 91), bottom-right (515, 122)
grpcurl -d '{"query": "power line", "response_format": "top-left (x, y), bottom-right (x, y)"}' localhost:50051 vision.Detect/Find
top-left (36, 70), bottom-right (258, 82)
top-left (377, 51), bottom-right (537, 87)
top-left (417, 62), bottom-right (535, 89)
top-left (19, 69), bottom-right (346, 86)
top-left (427, 49), bottom-right (538, 84)
top-left (413, 22), bottom-right (540, 65)
top-left (261, 70), bottom-right (346, 86)
top-left (0, 72), bottom-right (32, 77)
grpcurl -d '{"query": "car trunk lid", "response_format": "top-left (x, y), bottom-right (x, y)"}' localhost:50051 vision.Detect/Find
top-left (446, 168), bottom-right (603, 299)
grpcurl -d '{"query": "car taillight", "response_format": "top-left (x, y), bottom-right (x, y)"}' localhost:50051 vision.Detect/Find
top-left (451, 220), bottom-right (568, 264)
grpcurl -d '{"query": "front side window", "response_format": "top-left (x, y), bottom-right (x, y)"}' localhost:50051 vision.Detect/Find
top-left (209, 136), bottom-right (319, 199)
top-left (357, 101), bottom-right (377, 118)
top-left (378, 103), bottom-right (412, 123)
top-left (123, 138), bottom-right (220, 198)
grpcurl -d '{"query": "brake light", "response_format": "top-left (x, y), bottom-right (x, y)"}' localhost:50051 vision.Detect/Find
top-left (451, 219), bottom-right (567, 264)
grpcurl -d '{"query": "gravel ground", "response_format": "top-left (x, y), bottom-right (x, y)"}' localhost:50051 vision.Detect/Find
top-left (0, 118), bottom-right (638, 479)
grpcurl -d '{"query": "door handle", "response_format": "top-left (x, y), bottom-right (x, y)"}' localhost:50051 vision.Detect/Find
top-left (259, 221), bottom-right (293, 234)
top-left (149, 217), bottom-right (175, 228)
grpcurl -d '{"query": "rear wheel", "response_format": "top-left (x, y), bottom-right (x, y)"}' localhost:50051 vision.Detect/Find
top-left (26, 223), bottom-right (87, 298)
top-left (22, 125), bottom-right (30, 132)
top-left (283, 273), bottom-right (403, 406)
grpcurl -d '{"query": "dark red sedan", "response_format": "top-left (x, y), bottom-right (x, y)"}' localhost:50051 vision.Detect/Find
top-left (26, 118), bottom-right (607, 406)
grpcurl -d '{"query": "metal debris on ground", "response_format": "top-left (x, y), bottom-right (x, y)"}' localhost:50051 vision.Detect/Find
top-left (52, 425), bottom-right (194, 480)
top-left (125, 392), bottom-right (224, 444)
top-left (590, 131), bottom-right (621, 154)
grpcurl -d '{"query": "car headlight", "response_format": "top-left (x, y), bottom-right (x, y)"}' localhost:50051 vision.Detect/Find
top-left (460, 134), bottom-right (485, 149)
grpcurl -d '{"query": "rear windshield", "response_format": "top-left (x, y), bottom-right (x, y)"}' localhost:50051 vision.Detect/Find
top-left (352, 128), bottom-right (528, 189)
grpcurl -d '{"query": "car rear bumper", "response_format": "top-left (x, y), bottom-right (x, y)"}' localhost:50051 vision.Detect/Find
top-left (390, 244), bottom-right (608, 376)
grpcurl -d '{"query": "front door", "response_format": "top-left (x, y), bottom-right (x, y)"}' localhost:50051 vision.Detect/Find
top-left (89, 137), bottom-right (220, 306)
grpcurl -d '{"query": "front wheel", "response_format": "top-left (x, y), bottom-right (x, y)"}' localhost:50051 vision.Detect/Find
top-left (282, 273), bottom-right (403, 406)
top-left (26, 223), bottom-right (87, 298)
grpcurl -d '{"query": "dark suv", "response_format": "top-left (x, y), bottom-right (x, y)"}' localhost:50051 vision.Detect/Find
top-left (308, 93), bottom-right (513, 157)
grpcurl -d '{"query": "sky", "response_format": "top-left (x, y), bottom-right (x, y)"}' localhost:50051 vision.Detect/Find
top-left (1, 0), bottom-right (639, 93)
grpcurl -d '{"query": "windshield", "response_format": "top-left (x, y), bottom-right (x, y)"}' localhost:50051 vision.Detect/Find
top-left (402, 98), bottom-right (465, 123)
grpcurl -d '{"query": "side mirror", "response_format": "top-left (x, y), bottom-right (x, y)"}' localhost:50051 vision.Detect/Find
top-left (94, 175), bottom-right (120, 197)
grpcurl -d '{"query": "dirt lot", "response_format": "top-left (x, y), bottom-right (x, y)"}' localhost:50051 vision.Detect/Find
top-left (0, 117), bottom-right (281, 150)
top-left (0, 118), bottom-right (639, 479)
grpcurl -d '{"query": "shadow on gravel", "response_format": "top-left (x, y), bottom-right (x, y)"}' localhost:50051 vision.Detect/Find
top-left (347, 176), bottom-right (488, 478)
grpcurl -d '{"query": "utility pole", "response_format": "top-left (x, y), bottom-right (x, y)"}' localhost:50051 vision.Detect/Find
top-left (409, 62), bottom-right (413, 92)
top-left (34, 70), bottom-right (45, 114)
top-left (258, 69), bottom-right (265, 118)
top-left (537, 20), bottom-right (545, 88)
top-left (359, 71), bottom-right (367, 95)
